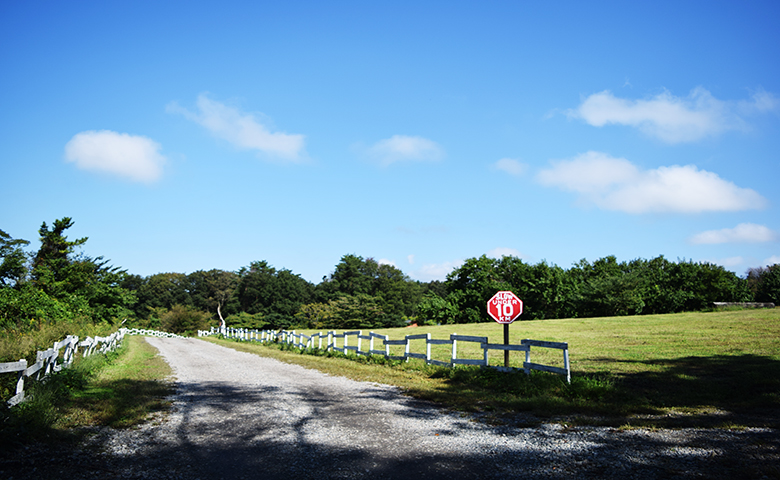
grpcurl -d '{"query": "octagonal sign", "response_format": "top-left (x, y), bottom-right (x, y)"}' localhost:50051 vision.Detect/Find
top-left (487, 291), bottom-right (523, 324)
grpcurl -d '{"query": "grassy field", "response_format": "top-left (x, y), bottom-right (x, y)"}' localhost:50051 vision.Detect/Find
top-left (208, 307), bottom-right (780, 428)
top-left (5, 308), bottom-right (776, 444)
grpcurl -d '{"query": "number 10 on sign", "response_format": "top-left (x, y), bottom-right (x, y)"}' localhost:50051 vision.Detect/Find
top-left (487, 291), bottom-right (523, 324)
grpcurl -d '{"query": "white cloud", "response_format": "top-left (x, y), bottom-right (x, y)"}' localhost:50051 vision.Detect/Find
top-left (364, 135), bottom-right (444, 166)
top-left (410, 260), bottom-right (463, 282)
top-left (536, 151), bottom-right (639, 194)
top-left (536, 151), bottom-right (767, 214)
top-left (487, 247), bottom-right (524, 259)
top-left (64, 130), bottom-right (165, 183)
top-left (167, 94), bottom-right (305, 161)
top-left (407, 254), bottom-right (415, 265)
top-left (713, 256), bottom-right (745, 269)
top-left (743, 88), bottom-right (780, 113)
top-left (690, 223), bottom-right (778, 244)
top-left (377, 258), bottom-right (397, 267)
top-left (764, 255), bottom-right (780, 266)
top-left (568, 87), bottom-right (779, 143)
top-left (493, 158), bottom-right (527, 176)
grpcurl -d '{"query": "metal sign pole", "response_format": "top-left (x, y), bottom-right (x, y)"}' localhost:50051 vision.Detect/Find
top-left (503, 323), bottom-right (510, 367)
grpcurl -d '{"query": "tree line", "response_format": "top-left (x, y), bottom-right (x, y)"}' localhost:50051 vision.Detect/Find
top-left (2, 218), bottom-right (779, 336)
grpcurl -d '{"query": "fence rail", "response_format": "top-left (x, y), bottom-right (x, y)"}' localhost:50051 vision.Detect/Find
top-left (201, 327), bottom-right (571, 382)
top-left (1, 327), bottom-right (187, 407)
top-left (1, 329), bottom-right (128, 407)
top-left (123, 328), bottom-right (186, 339)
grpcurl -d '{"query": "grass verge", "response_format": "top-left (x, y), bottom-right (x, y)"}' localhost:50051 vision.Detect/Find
top-left (0, 335), bottom-right (173, 449)
top-left (206, 308), bottom-right (780, 429)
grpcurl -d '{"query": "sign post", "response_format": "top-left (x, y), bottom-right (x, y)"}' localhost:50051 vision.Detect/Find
top-left (487, 291), bottom-right (523, 367)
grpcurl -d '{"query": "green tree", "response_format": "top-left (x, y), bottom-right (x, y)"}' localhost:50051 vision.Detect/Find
top-left (235, 261), bottom-right (314, 319)
top-left (749, 264), bottom-right (780, 304)
top-left (0, 229), bottom-right (30, 287)
top-left (133, 272), bottom-right (192, 318)
top-left (416, 293), bottom-right (458, 325)
top-left (187, 269), bottom-right (239, 325)
top-left (160, 304), bottom-right (213, 335)
top-left (223, 311), bottom-right (267, 330)
top-left (294, 302), bottom-right (336, 329)
top-left (28, 218), bottom-right (134, 324)
top-left (328, 294), bottom-right (384, 329)
top-left (445, 255), bottom-right (512, 323)
top-left (31, 217), bottom-right (87, 294)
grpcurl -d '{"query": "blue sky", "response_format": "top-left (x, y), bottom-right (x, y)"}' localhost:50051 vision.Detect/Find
top-left (2, 1), bottom-right (779, 283)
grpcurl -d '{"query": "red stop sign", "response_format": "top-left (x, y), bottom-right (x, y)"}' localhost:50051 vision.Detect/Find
top-left (487, 291), bottom-right (523, 324)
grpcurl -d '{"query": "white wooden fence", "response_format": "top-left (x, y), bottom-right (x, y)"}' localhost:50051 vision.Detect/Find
top-left (123, 328), bottom-right (186, 339)
top-left (0, 328), bottom-right (128, 407)
top-left (201, 327), bottom-right (571, 383)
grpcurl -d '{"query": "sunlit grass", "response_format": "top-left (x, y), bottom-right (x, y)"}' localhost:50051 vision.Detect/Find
top-left (209, 308), bottom-right (780, 428)
top-left (1, 335), bottom-right (173, 447)
top-left (57, 335), bottom-right (173, 429)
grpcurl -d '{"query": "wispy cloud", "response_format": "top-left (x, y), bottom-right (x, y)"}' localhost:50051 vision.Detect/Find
top-left (167, 94), bottom-right (305, 161)
top-left (765, 255), bottom-right (780, 266)
top-left (712, 256), bottom-right (746, 269)
top-left (536, 151), bottom-right (767, 214)
top-left (492, 158), bottom-right (527, 176)
top-left (568, 87), bottom-right (779, 143)
top-left (64, 130), bottom-right (165, 183)
top-left (690, 223), bottom-right (778, 244)
top-left (410, 260), bottom-right (463, 282)
top-left (362, 135), bottom-right (444, 166)
top-left (487, 247), bottom-right (524, 259)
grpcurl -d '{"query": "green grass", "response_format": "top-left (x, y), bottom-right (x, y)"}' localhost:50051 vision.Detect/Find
top-left (56, 335), bottom-right (174, 429)
top-left (0, 335), bottom-right (173, 448)
top-left (209, 308), bottom-right (780, 428)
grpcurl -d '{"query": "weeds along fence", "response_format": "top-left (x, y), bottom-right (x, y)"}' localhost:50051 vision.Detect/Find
top-left (0, 327), bottom-right (187, 407)
top-left (0, 329), bottom-right (128, 407)
top-left (200, 327), bottom-right (571, 383)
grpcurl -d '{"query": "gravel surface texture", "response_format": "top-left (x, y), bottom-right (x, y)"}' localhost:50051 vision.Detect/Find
top-left (3, 336), bottom-right (778, 479)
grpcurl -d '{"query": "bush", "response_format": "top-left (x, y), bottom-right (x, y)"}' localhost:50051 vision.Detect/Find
top-left (160, 304), bottom-right (212, 335)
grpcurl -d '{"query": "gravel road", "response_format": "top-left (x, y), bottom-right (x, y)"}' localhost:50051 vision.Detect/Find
top-left (4, 336), bottom-right (778, 479)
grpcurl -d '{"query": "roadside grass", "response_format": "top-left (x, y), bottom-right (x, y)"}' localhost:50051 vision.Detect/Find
top-left (56, 335), bottom-right (174, 430)
top-left (207, 308), bottom-right (780, 428)
top-left (0, 335), bottom-right (173, 448)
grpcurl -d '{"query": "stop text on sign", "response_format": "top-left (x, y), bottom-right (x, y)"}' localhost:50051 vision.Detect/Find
top-left (487, 291), bottom-right (523, 324)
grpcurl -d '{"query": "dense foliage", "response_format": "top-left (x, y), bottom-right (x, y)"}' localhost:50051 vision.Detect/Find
top-left (0, 220), bottom-right (135, 336)
top-left (1, 218), bottom-right (778, 339)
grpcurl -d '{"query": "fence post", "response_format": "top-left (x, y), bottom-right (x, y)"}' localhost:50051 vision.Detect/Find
top-left (426, 333), bottom-right (431, 363)
top-left (15, 359), bottom-right (27, 404)
top-left (451, 333), bottom-right (457, 364)
top-left (524, 347), bottom-right (531, 375)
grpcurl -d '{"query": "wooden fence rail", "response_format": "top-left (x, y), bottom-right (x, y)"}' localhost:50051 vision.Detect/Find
top-left (1, 329), bottom-right (128, 407)
top-left (1, 328), bottom-right (186, 407)
top-left (201, 327), bottom-right (571, 382)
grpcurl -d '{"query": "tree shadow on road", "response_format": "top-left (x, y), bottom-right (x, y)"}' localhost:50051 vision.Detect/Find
top-left (2, 365), bottom-right (779, 480)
